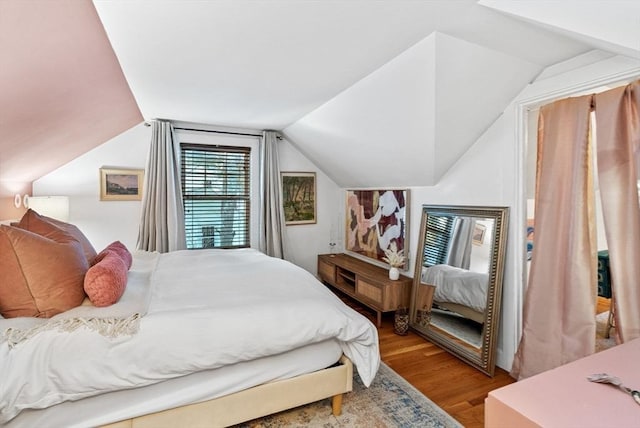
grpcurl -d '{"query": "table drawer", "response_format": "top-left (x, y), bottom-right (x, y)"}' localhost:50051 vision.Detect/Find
top-left (356, 278), bottom-right (382, 304)
top-left (318, 258), bottom-right (335, 283)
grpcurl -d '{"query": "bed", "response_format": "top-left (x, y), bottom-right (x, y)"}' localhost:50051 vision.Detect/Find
top-left (0, 246), bottom-right (380, 427)
top-left (422, 264), bottom-right (489, 324)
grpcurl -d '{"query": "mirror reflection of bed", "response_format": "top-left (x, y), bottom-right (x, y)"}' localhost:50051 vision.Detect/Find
top-left (421, 216), bottom-right (492, 349)
top-left (410, 205), bottom-right (508, 376)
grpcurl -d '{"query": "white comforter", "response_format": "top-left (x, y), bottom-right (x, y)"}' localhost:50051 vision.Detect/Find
top-left (0, 249), bottom-right (380, 423)
top-left (423, 264), bottom-right (489, 313)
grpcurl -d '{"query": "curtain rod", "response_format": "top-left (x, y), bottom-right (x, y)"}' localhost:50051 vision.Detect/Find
top-left (144, 122), bottom-right (281, 139)
top-left (173, 126), bottom-right (262, 137)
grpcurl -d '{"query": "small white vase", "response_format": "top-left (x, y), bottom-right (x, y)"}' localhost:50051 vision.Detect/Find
top-left (389, 267), bottom-right (400, 280)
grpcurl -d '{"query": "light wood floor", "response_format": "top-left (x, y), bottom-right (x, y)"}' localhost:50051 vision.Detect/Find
top-left (344, 296), bottom-right (613, 428)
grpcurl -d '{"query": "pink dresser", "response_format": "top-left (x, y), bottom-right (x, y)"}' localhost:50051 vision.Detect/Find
top-left (486, 338), bottom-right (640, 427)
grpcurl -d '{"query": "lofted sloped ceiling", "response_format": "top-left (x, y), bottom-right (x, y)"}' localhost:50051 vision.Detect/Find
top-left (284, 32), bottom-right (543, 188)
top-left (2, 0), bottom-right (639, 194)
top-left (480, 0), bottom-right (640, 60)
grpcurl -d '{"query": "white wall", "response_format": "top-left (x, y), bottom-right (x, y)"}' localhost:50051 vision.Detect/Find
top-left (470, 218), bottom-right (494, 274)
top-left (279, 140), bottom-right (343, 273)
top-left (34, 123), bottom-right (149, 252)
top-left (34, 123), bottom-right (341, 275)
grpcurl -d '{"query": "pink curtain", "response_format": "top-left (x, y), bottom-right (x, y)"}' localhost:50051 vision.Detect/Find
top-left (595, 80), bottom-right (640, 343)
top-left (511, 94), bottom-right (597, 380)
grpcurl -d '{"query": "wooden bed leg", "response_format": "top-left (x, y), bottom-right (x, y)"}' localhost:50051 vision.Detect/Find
top-left (331, 393), bottom-right (343, 416)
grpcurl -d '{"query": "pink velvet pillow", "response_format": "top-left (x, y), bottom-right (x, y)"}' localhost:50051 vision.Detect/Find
top-left (84, 250), bottom-right (128, 307)
top-left (94, 241), bottom-right (132, 270)
top-left (0, 225), bottom-right (88, 318)
top-left (17, 209), bottom-right (98, 265)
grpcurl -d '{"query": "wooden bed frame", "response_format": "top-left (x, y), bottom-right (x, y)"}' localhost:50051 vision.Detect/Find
top-left (434, 301), bottom-right (485, 324)
top-left (101, 355), bottom-right (353, 428)
top-left (416, 282), bottom-right (485, 325)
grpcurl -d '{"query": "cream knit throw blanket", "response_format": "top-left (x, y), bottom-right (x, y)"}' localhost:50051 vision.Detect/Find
top-left (1, 252), bottom-right (158, 348)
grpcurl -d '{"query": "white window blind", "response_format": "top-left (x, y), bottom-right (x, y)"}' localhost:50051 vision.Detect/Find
top-left (181, 143), bottom-right (251, 249)
top-left (423, 215), bottom-right (454, 266)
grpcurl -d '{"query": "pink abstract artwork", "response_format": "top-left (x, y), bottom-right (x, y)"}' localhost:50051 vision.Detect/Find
top-left (345, 189), bottom-right (408, 267)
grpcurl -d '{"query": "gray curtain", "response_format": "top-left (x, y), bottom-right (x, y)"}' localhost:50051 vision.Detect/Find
top-left (137, 120), bottom-right (186, 252)
top-left (259, 130), bottom-right (286, 259)
top-left (445, 217), bottom-right (474, 269)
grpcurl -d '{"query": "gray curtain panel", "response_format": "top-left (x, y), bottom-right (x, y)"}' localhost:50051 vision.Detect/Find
top-left (259, 130), bottom-right (286, 259)
top-left (445, 217), bottom-right (474, 269)
top-left (137, 120), bottom-right (186, 252)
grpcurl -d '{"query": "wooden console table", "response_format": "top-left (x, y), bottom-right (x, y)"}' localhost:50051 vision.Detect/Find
top-left (317, 253), bottom-right (412, 327)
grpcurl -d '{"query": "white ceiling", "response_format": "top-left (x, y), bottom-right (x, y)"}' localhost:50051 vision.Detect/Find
top-left (94, 0), bottom-right (594, 130)
top-left (93, 0), bottom-right (640, 187)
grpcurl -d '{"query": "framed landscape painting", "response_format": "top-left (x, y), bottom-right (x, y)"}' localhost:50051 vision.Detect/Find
top-left (100, 168), bottom-right (144, 201)
top-left (281, 172), bottom-right (316, 225)
top-left (345, 189), bottom-right (409, 268)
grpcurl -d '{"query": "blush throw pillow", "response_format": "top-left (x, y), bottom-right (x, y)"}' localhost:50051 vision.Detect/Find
top-left (84, 250), bottom-right (128, 307)
top-left (17, 209), bottom-right (98, 265)
top-left (0, 225), bottom-right (88, 318)
top-left (94, 241), bottom-right (132, 270)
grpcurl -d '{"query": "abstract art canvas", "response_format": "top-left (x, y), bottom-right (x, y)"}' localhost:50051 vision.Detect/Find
top-left (345, 189), bottom-right (408, 268)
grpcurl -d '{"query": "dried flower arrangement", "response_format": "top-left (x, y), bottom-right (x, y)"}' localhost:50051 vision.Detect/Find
top-left (382, 242), bottom-right (405, 268)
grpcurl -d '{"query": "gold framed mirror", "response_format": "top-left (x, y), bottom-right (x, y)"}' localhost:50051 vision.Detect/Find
top-left (409, 205), bottom-right (509, 376)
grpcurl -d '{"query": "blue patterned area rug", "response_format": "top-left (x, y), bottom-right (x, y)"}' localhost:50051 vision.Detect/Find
top-left (236, 362), bottom-right (462, 427)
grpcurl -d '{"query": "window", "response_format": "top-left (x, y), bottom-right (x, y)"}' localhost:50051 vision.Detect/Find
top-left (423, 215), bottom-right (454, 266)
top-left (181, 143), bottom-right (251, 249)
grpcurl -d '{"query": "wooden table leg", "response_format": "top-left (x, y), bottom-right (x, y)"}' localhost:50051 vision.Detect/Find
top-left (332, 393), bottom-right (343, 416)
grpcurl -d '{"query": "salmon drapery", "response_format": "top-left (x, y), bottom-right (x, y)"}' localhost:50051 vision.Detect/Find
top-left (512, 80), bottom-right (640, 380)
top-left (595, 80), bottom-right (640, 343)
top-left (511, 94), bottom-right (596, 380)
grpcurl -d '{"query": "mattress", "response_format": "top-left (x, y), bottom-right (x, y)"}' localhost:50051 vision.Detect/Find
top-left (6, 339), bottom-right (343, 428)
top-left (423, 264), bottom-right (488, 312)
top-left (1, 249), bottom-right (379, 424)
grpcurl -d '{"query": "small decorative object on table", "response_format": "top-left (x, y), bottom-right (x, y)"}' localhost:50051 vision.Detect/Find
top-left (382, 242), bottom-right (405, 281)
top-left (394, 307), bottom-right (409, 335)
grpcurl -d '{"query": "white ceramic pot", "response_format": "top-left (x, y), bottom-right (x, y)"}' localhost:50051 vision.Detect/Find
top-left (388, 267), bottom-right (400, 280)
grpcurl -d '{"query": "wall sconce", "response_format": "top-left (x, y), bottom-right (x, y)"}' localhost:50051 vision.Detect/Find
top-left (27, 196), bottom-right (70, 222)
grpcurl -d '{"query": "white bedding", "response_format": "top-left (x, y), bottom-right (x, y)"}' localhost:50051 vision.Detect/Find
top-left (0, 249), bottom-right (380, 424)
top-left (423, 264), bottom-right (489, 313)
top-left (6, 340), bottom-right (343, 428)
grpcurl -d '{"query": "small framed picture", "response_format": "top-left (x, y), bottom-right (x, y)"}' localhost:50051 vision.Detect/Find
top-left (100, 168), bottom-right (144, 201)
top-left (281, 172), bottom-right (316, 225)
top-left (472, 223), bottom-right (486, 245)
